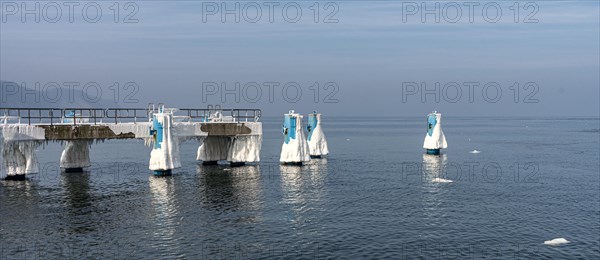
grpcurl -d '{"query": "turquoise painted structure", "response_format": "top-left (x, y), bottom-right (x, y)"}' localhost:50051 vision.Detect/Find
top-left (150, 118), bottom-right (164, 149)
top-left (307, 112), bottom-right (318, 141)
top-left (426, 149), bottom-right (440, 155)
top-left (153, 169), bottom-right (172, 176)
top-left (283, 114), bottom-right (297, 144)
top-left (427, 114), bottom-right (437, 137)
top-left (149, 107), bottom-right (169, 176)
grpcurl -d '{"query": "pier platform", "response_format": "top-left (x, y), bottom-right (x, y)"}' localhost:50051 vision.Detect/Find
top-left (0, 105), bottom-right (262, 178)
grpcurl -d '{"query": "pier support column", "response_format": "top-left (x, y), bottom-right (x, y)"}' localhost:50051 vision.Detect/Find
top-left (196, 136), bottom-right (230, 165)
top-left (280, 110), bottom-right (310, 165)
top-left (197, 135), bottom-right (262, 166)
top-left (149, 108), bottom-right (181, 176)
top-left (60, 140), bottom-right (92, 172)
top-left (2, 141), bottom-right (41, 180)
top-left (306, 112), bottom-right (329, 158)
top-left (228, 135), bottom-right (261, 165)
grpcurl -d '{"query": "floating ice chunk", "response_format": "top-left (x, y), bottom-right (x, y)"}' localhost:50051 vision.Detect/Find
top-left (469, 150), bottom-right (481, 154)
top-left (544, 238), bottom-right (569, 246)
top-left (346, 138), bottom-right (350, 141)
top-left (432, 178), bottom-right (453, 183)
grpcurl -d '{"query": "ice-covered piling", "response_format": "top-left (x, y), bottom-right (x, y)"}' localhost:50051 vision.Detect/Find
top-left (280, 110), bottom-right (310, 165)
top-left (149, 107), bottom-right (181, 176)
top-left (196, 131), bottom-right (262, 166)
top-left (423, 111), bottom-right (447, 155)
top-left (60, 140), bottom-right (92, 172)
top-left (306, 112), bottom-right (329, 158)
top-left (0, 125), bottom-right (46, 179)
top-left (195, 111), bottom-right (262, 166)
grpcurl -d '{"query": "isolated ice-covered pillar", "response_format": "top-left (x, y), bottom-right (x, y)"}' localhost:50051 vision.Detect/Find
top-left (423, 111), bottom-right (448, 155)
top-left (280, 110), bottom-right (310, 165)
top-left (149, 108), bottom-right (181, 176)
top-left (60, 140), bottom-right (92, 172)
top-left (306, 112), bottom-right (329, 158)
top-left (1, 141), bottom-right (41, 180)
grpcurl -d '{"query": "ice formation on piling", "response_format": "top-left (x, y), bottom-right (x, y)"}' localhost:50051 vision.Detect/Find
top-left (149, 108), bottom-right (181, 175)
top-left (0, 125), bottom-right (46, 177)
top-left (196, 125), bottom-right (262, 164)
top-left (306, 112), bottom-right (329, 158)
top-left (423, 111), bottom-right (447, 155)
top-left (2, 141), bottom-right (42, 176)
top-left (228, 135), bottom-right (262, 163)
top-left (60, 140), bottom-right (92, 170)
top-left (280, 110), bottom-right (310, 164)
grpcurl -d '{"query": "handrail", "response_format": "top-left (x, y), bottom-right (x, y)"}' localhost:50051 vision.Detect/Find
top-left (0, 107), bottom-right (261, 125)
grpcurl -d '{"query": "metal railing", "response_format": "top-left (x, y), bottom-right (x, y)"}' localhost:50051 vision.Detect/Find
top-left (178, 108), bottom-right (261, 122)
top-left (0, 107), bottom-right (261, 125)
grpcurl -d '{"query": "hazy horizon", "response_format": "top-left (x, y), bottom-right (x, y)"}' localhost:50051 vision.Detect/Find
top-left (1, 1), bottom-right (599, 117)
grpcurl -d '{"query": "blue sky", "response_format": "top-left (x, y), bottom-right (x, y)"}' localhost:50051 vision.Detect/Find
top-left (1, 1), bottom-right (598, 116)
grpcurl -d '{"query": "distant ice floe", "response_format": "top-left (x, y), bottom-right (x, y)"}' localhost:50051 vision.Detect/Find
top-left (543, 238), bottom-right (570, 246)
top-left (469, 150), bottom-right (481, 154)
top-left (432, 178), bottom-right (453, 183)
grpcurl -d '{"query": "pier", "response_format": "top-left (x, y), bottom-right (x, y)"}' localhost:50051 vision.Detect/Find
top-left (0, 104), bottom-right (262, 179)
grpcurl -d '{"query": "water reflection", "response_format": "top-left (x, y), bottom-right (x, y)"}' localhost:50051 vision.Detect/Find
top-left (422, 154), bottom-right (449, 183)
top-left (197, 165), bottom-right (263, 222)
top-left (61, 171), bottom-right (95, 233)
top-left (0, 179), bottom-right (41, 256)
top-left (306, 159), bottom-right (329, 189)
top-left (148, 176), bottom-right (179, 253)
top-left (1, 177), bottom-right (35, 196)
top-left (421, 154), bottom-right (450, 222)
top-left (280, 159), bottom-right (328, 229)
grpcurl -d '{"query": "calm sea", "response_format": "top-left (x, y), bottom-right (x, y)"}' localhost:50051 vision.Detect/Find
top-left (1, 116), bottom-right (599, 259)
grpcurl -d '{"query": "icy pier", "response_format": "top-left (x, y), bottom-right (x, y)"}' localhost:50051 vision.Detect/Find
top-left (0, 105), bottom-right (262, 179)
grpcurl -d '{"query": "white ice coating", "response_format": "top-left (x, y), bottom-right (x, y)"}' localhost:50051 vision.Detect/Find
top-left (0, 125), bottom-right (45, 176)
top-left (0, 124), bottom-right (46, 141)
top-left (423, 112), bottom-right (448, 150)
top-left (60, 140), bottom-right (92, 169)
top-left (1, 141), bottom-right (42, 176)
top-left (280, 112), bottom-right (310, 164)
top-left (196, 135), bottom-right (262, 163)
top-left (307, 113), bottom-right (329, 157)
top-left (197, 137), bottom-right (228, 162)
top-left (149, 113), bottom-right (181, 171)
top-left (228, 135), bottom-right (262, 162)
